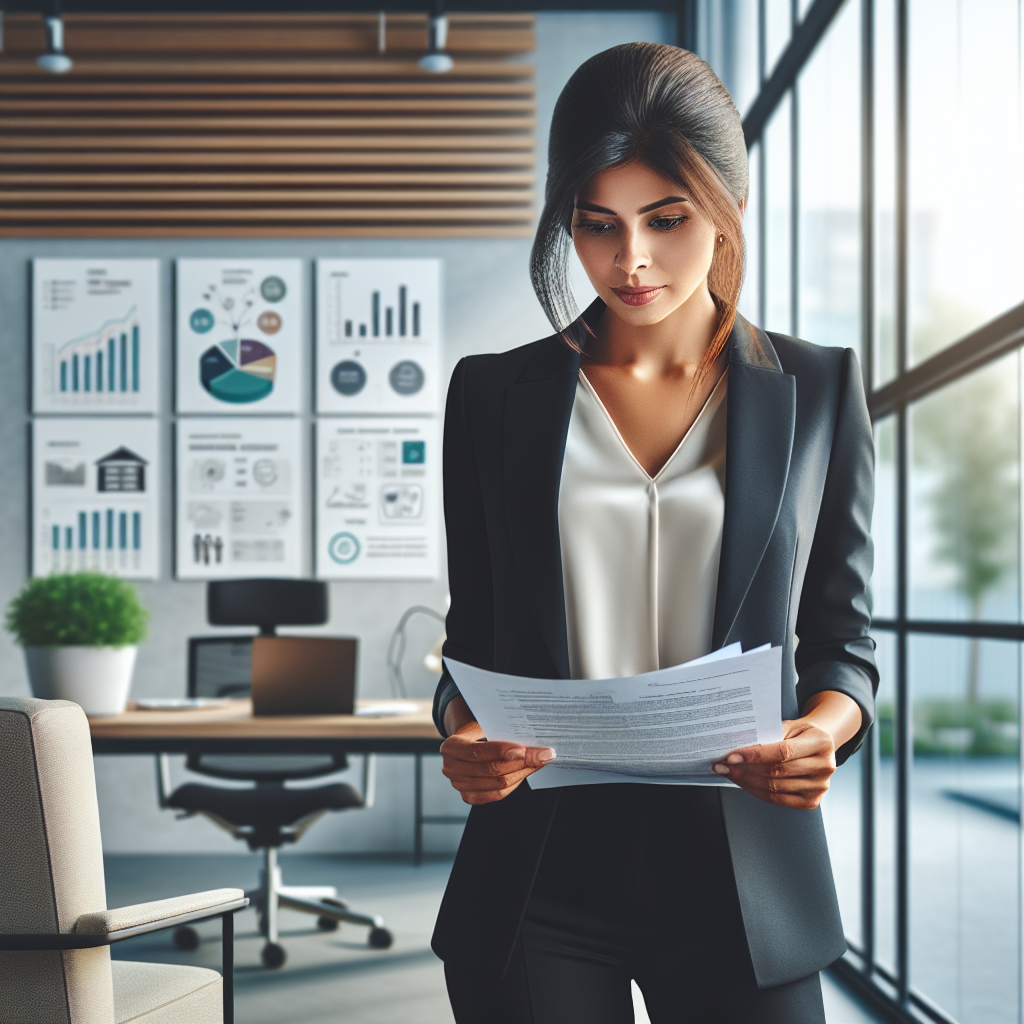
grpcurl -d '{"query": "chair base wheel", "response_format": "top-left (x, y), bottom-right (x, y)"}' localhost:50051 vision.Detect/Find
top-left (368, 927), bottom-right (393, 949)
top-left (317, 916), bottom-right (340, 931)
top-left (261, 942), bottom-right (287, 969)
top-left (173, 926), bottom-right (200, 951)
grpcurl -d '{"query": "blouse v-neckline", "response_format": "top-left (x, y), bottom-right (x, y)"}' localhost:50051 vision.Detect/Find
top-left (576, 367), bottom-right (730, 482)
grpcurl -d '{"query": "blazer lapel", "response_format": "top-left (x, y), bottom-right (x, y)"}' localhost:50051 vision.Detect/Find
top-left (503, 337), bottom-right (580, 680)
top-left (712, 316), bottom-right (797, 649)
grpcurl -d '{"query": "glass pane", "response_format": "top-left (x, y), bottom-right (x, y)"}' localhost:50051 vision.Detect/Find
top-left (873, 629), bottom-right (897, 975)
top-left (764, 0), bottom-right (792, 80)
top-left (822, 745), bottom-right (863, 950)
top-left (739, 141), bottom-right (761, 325)
top-left (908, 0), bottom-right (1024, 364)
top-left (909, 353), bottom-right (1020, 622)
top-left (873, 0), bottom-right (898, 385)
top-left (702, 0), bottom-right (761, 118)
top-left (910, 634), bottom-right (1020, 1024)
top-left (763, 93), bottom-right (792, 335)
top-left (797, 0), bottom-right (861, 352)
top-left (872, 416), bottom-right (896, 620)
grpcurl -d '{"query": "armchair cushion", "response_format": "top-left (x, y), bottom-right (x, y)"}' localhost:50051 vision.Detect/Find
top-left (112, 961), bottom-right (221, 1024)
top-left (77, 889), bottom-right (244, 935)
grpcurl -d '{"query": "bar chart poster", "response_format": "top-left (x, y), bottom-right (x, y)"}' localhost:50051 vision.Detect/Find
top-left (316, 417), bottom-right (438, 580)
top-left (316, 259), bottom-right (440, 415)
top-left (176, 418), bottom-right (304, 580)
top-left (176, 259), bottom-right (302, 414)
top-left (33, 418), bottom-right (160, 580)
top-left (32, 260), bottom-right (159, 414)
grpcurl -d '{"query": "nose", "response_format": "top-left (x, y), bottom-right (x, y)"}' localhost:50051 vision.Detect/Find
top-left (615, 226), bottom-right (650, 279)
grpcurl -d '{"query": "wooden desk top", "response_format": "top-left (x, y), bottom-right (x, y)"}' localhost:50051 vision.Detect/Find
top-left (89, 698), bottom-right (442, 755)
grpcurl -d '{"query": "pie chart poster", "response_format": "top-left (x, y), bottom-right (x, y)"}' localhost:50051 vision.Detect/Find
top-left (176, 259), bottom-right (303, 414)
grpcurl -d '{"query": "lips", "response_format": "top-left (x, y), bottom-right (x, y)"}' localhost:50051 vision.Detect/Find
top-left (611, 286), bottom-right (664, 307)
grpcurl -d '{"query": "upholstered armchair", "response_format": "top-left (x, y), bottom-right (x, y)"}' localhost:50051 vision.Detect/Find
top-left (0, 696), bottom-right (247, 1023)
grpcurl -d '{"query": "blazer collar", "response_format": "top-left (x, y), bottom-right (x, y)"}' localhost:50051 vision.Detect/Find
top-left (502, 309), bottom-right (796, 677)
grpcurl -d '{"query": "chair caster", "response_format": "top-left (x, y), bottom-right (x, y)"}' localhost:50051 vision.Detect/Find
top-left (317, 897), bottom-right (347, 931)
top-left (173, 926), bottom-right (200, 951)
top-left (261, 942), bottom-right (287, 969)
top-left (368, 927), bottom-right (393, 949)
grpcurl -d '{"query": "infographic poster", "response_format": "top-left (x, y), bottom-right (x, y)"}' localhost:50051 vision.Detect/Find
top-left (176, 259), bottom-right (302, 414)
top-left (33, 418), bottom-right (160, 580)
top-left (32, 259), bottom-right (159, 414)
top-left (176, 418), bottom-right (304, 579)
top-left (316, 259), bottom-right (440, 415)
top-left (316, 417), bottom-right (438, 580)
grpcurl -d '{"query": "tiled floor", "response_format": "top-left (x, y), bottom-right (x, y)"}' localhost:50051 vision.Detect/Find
top-left (104, 854), bottom-right (886, 1024)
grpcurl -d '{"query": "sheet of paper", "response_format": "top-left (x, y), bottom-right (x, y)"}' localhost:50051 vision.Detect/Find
top-left (446, 647), bottom-right (783, 789)
top-left (33, 417), bottom-right (160, 580)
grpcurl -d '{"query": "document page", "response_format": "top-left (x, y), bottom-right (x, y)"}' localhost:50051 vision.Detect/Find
top-left (446, 646), bottom-right (783, 789)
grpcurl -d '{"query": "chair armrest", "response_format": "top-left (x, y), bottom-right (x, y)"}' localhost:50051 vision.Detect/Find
top-left (77, 889), bottom-right (246, 936)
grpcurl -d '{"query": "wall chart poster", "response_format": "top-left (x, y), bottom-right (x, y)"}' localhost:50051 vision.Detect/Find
top-left (316, 259), bottom-right (440, 415)
top-left (316, 417), bottom-right (438, 580)
top-left (32, 259), bottom-right (159, 414)
top-left (176, 259), bottom-right (302, 414)
top-left (33, 418), bottom-right (160, 580)
top-left (176, 418), bottom-right (304, 580)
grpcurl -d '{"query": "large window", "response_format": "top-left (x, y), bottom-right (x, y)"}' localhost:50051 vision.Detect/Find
top-left (704, 2), bottom-right (1024, 1022)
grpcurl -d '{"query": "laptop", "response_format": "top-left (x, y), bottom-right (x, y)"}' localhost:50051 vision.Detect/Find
top-left (251, 636), bottom-right (357, 716)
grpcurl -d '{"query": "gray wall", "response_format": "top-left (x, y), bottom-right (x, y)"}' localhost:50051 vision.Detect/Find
top-left (0, 11), bottom-right (675, 855)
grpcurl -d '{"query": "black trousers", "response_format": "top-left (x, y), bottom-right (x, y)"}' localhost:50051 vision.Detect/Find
top-left (445, 785), bottom-right (826, 1024)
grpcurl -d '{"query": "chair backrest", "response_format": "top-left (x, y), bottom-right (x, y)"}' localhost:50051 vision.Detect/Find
top-left (0, 697), bottom-right (114, 1024)
top-left (207, 579), bottom-right (328, 635)
top-left (188, 636), bottom-right (254, 699)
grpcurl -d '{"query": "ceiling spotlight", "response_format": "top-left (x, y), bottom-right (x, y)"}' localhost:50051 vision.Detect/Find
top-left (418, 1), bottom-right (453, 74)
top-left (37, 15), bottom-right (73, 74)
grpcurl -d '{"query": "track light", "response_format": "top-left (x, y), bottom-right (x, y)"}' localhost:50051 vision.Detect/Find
top-left (37, 14), bottom-right (73, 74)
top-left (418, 1), bottom-right (453, 74)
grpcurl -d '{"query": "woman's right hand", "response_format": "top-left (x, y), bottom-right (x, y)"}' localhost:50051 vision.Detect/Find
top-left (440, 696), bottom-right (556, 805)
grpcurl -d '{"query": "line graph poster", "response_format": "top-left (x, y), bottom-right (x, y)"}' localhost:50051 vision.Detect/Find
top-left (316, 259), bottom-right (440, 415)
top-left (316, 417), bottom-right (438, 580)
top-left (32, 259), bottom-right (159, 414)
top-left (176, 418), bottom-right (304, 579)
top-left (33, 418), bottom-right (160, 580)
top-left (176, 259), bottom-right (302, 414)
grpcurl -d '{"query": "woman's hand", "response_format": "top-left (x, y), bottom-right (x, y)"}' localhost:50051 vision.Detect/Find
top-left (711, 691), bottom-right (862, 809)
top-left (441, 696), bottom-right (555, 805)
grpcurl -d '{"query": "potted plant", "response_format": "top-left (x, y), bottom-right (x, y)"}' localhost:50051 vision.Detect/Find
top-left (6, 572), bottom-right (149, 716)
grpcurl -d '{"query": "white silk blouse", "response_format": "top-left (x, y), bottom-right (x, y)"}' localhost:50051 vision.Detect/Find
top-left (558, 369), bottom-right (729, 681)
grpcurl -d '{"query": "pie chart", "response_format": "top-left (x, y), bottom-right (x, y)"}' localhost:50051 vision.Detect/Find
top-left (200, 339), bottom-right (276, 404)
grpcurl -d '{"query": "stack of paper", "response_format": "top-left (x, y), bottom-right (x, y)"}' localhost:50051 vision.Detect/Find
top-left (446, 644), bottom-right (782, 788)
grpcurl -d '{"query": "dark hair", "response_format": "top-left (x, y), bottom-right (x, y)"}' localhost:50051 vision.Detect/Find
top-left (530, 42), bottom-right (748, 371)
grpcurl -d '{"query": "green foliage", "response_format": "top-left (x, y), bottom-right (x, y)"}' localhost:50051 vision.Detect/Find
top-left (6, 572), bottom-right (148, 648)
top-left (876, 699), bottom-right (1019, 758)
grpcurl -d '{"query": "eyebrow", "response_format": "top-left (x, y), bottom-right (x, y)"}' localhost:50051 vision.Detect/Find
top-left (574, 196), bottom-right (690, 216)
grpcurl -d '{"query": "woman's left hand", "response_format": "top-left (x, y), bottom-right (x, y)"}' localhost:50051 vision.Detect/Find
top-left (711, 690), bottom-right (862, 809)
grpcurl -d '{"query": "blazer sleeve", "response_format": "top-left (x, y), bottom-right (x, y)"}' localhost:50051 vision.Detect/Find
top-left (431, 358), bottom-right (496, 736)
top-left (794, 347), bottom-right (879, 765)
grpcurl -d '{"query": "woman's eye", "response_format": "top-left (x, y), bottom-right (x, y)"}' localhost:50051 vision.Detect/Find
top-left (649, 216), bottom-right (686, 231)
top-left (574, 220), bottom-right (614, 234)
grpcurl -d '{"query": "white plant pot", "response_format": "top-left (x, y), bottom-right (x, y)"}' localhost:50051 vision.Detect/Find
top-left (24, 645), bottom-right (138, 716)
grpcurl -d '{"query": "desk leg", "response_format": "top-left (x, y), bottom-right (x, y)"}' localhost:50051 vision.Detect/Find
top-left (413, 753), bottom-right (423, 866)
top-left (222, 911), bottom-right (234, 1024)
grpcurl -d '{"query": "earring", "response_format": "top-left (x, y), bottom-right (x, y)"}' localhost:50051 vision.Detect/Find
top-left (718, 234), bottom-right (725, 243)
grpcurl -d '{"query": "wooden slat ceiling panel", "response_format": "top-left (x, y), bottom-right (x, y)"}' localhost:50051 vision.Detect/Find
top-left (0, 12), bottom-right (536, 238)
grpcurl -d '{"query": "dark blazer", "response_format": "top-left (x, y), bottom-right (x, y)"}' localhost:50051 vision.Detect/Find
top-left (431, 310), bottom-right (878, 989)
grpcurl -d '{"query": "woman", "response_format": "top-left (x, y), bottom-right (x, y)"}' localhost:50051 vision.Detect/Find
top-left (432, 43), bottom-right (876, 1023)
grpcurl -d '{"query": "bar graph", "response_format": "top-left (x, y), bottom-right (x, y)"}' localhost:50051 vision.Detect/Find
top-left (334, 280), bottom-right (424, 342)
top-left (51, 310), bottom-right (141, 397)
top-left (45, 506), bottom-right (144, 574)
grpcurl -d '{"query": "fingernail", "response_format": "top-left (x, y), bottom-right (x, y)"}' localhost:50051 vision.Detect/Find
top-left (712, 763), bottom-right (730, 775)
top-left (538, 749), bottom-right (556, 763)
top-left (727, 754), bottom-right (744, 764)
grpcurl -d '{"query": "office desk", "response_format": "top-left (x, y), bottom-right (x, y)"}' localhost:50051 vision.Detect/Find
top-left (89, 699), bottom-right (461, 862)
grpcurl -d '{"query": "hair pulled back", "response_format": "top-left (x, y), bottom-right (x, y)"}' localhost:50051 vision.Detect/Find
top-left (531, 42), bottom-right (748, 367)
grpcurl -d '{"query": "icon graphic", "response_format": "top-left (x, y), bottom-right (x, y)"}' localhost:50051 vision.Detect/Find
top-left (402, 441), bottom-right (426, 465)
top-left (260, 276), bottom-right (287, 302)
top-left (190, 309), bottom-right (215, 333)
top-left (252, 459), bottom-right (278, 486)
top-left (200, 339), bottom-right (276, 404)
top-left (327, 532), bottom-right (361, 565)
top-left (96, 447), bottom-right (147, 493)
top-left (257, 310), bottom-right (282, 335)
top-left (380, 484), bottom-right (423, 520)
top-left (389, 360), bottom-right (424, 395)
top-left (330, 360), bottom-right (367, 396)
top-left (45, 460), bottom-right (86, 486)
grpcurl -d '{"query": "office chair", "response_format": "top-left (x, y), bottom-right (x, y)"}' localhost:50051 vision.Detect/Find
top-left (158, 579), bottom-right (392, 969)
top-left (0, 696), bottom-right (246, 1024)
